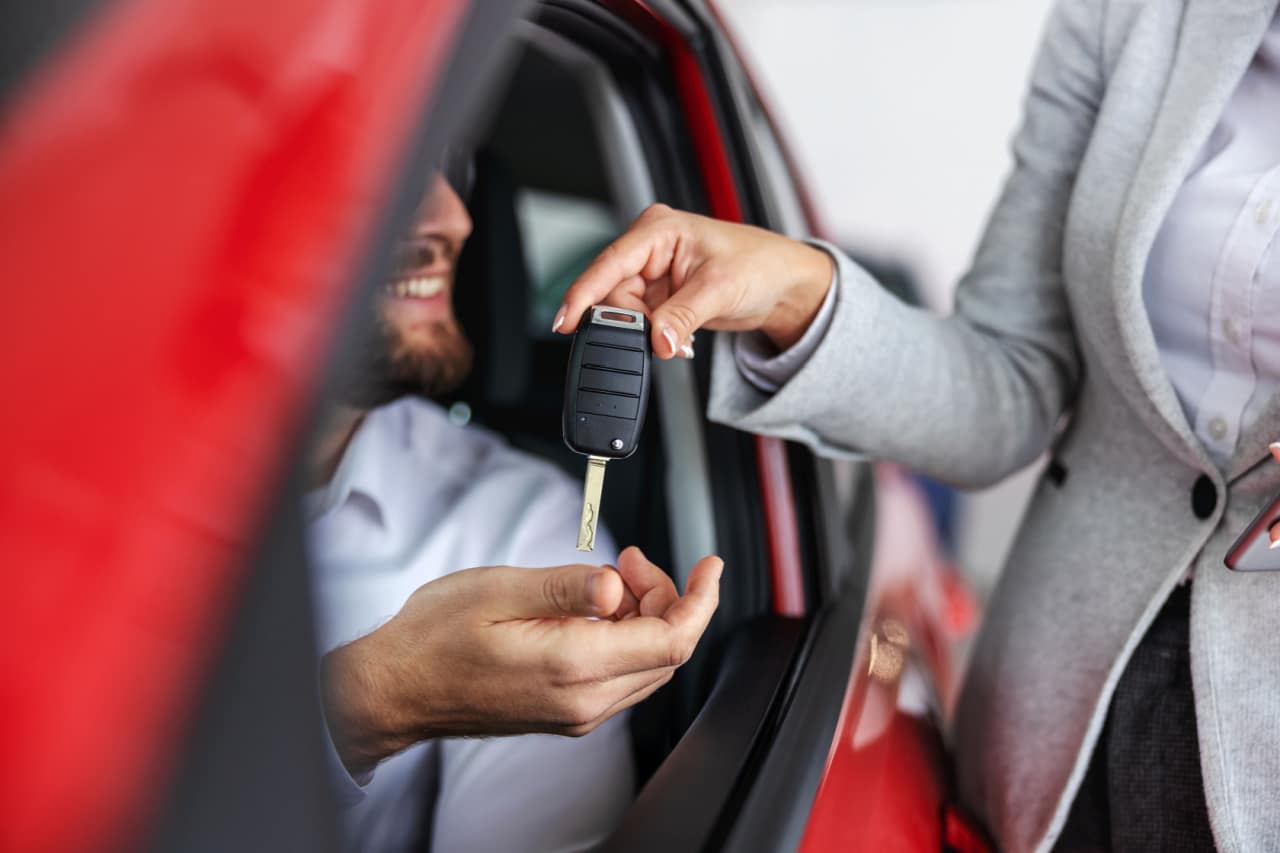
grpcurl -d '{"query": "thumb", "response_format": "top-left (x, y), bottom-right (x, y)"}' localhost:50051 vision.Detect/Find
top-left (492, 564), bottom-right (625, 620)
top-left (650, 273), bottom-right (724, 359)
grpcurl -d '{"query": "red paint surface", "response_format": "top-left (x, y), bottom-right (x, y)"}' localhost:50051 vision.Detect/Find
top-left (798, 650), bottom-right (947, 853)
top-left (754, 436), bottom-right (807, 617)
top-left (0, 0), bottom-right (464, 849)
top-left (796, 472), bottom-right (981, 852)
top-left (606, 0), bottom-right (805, 616)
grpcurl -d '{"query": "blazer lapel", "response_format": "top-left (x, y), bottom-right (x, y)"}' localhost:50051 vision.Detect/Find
top-left (1109, 0), bottom-right (1278, 470)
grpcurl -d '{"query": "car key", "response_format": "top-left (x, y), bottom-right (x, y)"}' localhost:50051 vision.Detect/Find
top-left (563, 306), bottom-right (652, 551)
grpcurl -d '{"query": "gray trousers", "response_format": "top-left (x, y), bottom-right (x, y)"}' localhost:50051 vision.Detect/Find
top-left (1054, 584), bottom-right (1216, 852)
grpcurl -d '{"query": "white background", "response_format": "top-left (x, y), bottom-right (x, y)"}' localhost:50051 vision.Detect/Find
top-left (718, 0), bottom-right (1057, 590)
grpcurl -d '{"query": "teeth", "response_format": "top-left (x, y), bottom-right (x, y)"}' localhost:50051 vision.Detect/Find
top-left (388, 276), bottom-right (446, 298)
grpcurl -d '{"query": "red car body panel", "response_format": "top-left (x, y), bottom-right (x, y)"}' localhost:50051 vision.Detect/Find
top-left (798, 468), bottom-right (985, 852)
top-left (0, 0), bottom-right (463, 848)
top-left (799, 653), bottom-right (945, 853)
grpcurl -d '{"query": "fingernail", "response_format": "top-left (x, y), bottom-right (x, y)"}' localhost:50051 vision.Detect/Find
top-left (552, 305), bottom-right (567, 333)
top-left (679, 344), bottom-right (695, 359)
top-left (660, 325), bottom-right (678, 357)
top-left (1269, 537), bottom-right (1280, 550)
top-left (1270, 442), bottom-right (1280, 461)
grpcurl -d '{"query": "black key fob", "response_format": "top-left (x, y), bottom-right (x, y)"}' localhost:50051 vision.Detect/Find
top-left (563, 306), bottom-right (651, 459)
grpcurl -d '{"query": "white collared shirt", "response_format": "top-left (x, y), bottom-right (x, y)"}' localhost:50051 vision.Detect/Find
top-left (1141, 15), bottom-right (1280, 466)
top-left (306, 397), bottom-right (633, 853)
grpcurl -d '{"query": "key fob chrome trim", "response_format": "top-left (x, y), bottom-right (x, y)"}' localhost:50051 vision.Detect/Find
top-left (589, 306), bottom-right (646, 331)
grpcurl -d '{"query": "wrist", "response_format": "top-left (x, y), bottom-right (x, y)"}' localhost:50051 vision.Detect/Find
top-left (762, 243), bottom-right (833, 351)
top-left (321, 633), bottom-right (417, 775)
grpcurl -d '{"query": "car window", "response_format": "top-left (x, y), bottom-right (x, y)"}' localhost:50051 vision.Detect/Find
top-left (515, 188), bottom-right (619, 333)
top-left (477, 40), bottom-right (629, 338)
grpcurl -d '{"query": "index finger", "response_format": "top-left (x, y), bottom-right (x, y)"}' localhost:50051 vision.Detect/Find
top-left (554, 206), bottom-right (678, 334)
top-left (614, 546), bottom-right (679, 618)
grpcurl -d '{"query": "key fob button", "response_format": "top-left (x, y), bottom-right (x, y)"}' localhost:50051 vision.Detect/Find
top-left (586, 325), bottom-right (648, 350)
top-left (579, 368), bottom-right (643, 396)
top-left (583, 344), bottom-right (645, 374)
top-left (577, 390), bottom-right (640, 420)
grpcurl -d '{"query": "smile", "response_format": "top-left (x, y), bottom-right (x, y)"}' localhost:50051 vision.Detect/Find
top-left (385, 276), bottom-right (447, 298)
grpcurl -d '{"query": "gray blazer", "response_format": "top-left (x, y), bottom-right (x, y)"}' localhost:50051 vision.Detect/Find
top-left (708, 1), bottom-right (1280, 850)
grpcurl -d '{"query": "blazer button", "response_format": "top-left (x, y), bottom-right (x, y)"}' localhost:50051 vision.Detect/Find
top-left (1192, 475), bottom-right (1217, 519)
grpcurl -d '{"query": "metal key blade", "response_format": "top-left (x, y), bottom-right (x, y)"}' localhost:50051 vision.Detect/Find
top-left (576, 455), bottom-right (608, 551)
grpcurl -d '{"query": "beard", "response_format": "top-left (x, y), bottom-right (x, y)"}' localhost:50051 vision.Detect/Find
top-left (333, 305), bottom-right (474, 410)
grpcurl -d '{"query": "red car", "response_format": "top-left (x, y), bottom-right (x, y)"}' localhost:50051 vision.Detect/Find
top-left (1, 1), bottom-right (983, 850)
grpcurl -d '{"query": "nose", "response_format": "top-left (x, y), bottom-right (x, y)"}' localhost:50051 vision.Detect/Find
top-left (415, 172), bottom-right (473, 250)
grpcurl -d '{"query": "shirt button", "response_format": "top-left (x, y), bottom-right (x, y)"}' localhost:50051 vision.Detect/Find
top-left (1257, 198), bottom-right (1274, 225)
top-left (1192, 475), bottom-right (1217, 519)
top-left (1224, 318), bottom-right (1242, 346)
top-left (1208, 417), bottom-right (1228, 440)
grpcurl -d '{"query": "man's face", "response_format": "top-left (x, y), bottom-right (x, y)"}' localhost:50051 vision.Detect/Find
top-left (339, 173), bottom-right (475, 408)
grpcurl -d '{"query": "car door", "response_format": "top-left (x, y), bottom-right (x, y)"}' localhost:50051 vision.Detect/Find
top-left (0, 2), bottom-right (527, 850)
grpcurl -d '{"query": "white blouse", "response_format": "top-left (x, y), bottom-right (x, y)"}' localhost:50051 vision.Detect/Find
top-left (1144, 15), bottom-right (1280, 465)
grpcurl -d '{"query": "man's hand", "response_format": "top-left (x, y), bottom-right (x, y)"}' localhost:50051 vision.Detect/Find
top-left (321, 547), bottom-right (722, 775)
top-left (552, 204), bottom-right (833, 355)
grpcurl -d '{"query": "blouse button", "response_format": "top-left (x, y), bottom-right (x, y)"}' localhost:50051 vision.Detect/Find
top-left (1208, 417), bottom-right (1228, 441)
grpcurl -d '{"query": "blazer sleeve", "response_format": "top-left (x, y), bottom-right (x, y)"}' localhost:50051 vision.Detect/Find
top-left (708, 0), bottom-right (1106, 489)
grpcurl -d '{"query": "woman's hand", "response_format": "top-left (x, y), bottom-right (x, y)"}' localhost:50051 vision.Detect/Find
top-left (552, 204), bottom-right (834, 356)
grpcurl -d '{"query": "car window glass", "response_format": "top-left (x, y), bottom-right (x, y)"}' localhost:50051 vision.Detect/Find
top-left (478, 43), bottom-right (625, 338)
top-left (515, 188), bottom-right (619, 333)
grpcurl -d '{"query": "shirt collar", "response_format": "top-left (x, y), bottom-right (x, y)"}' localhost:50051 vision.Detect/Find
top-left (305, 398), bottom-right (447, 527)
